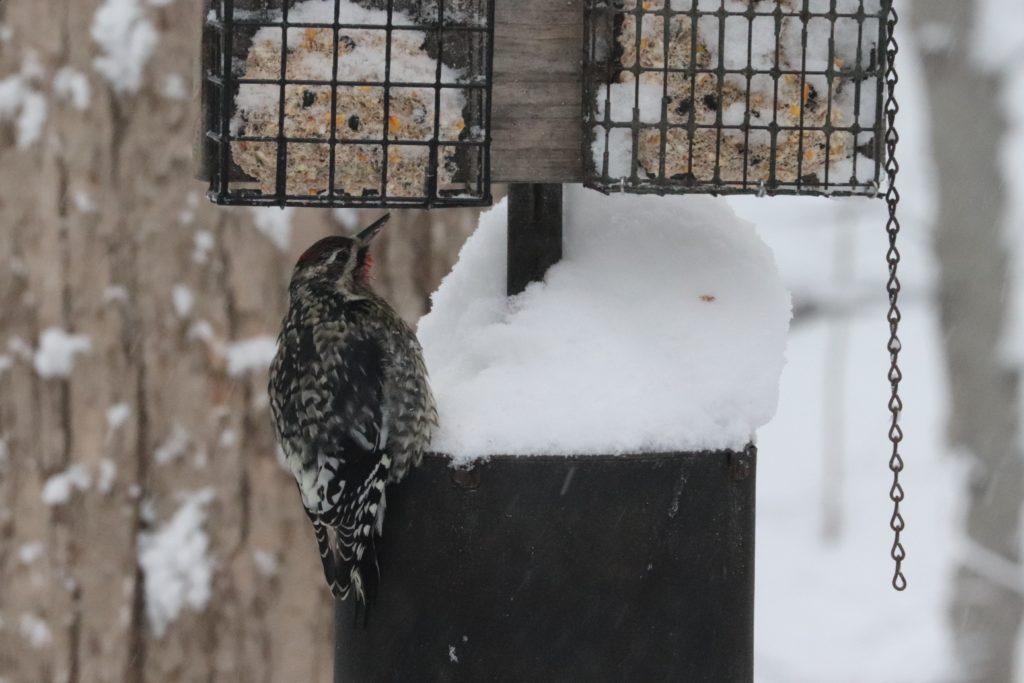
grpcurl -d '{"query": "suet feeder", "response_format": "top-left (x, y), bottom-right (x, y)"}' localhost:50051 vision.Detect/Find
top-left (200, 0), bottom-right (495, 207)
top-left (583, 0), bottom-right (891, 196)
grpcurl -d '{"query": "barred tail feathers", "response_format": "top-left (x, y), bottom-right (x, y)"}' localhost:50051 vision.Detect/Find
top-left (334, 460), bottom-right (390, 605)
top-left (311, 519), bottom-right (350, 601)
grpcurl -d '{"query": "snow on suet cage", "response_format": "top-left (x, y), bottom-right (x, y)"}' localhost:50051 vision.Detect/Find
top-left (203, 0), bottom-right (494, 207)
top-left (583, 0), bottom-right (889, 195)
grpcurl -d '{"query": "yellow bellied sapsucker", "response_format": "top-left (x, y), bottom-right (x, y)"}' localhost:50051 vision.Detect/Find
top-left (268, 214), bottom-right (436, 604)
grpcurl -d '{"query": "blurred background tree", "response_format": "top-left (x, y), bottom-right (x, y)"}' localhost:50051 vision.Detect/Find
top-left (0, 1), bottom-right (479, 680)
top-left (910, 0), bottom-right (1023, 680)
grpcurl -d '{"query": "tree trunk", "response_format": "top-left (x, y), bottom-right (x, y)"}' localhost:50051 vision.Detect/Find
top-left (910, 2), bottom-right (1023, 680)
top-left (0, 1), bottom-right (479, 680)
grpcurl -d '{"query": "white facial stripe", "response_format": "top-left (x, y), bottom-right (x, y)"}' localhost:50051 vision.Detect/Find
top-left (331, 243), bottom-right (363, 296)
top-left (344, 244), bottom-right (361, 278)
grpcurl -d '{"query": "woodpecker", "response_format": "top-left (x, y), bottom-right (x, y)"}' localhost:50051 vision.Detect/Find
top-left (268, 214), bottom-right (436, 605)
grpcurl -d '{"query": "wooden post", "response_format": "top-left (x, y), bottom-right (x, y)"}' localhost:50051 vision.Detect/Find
top-left (491, 0), bottom-right (584, 182)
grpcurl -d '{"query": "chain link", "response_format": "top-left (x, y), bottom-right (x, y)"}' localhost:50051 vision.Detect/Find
top-left (883, 1), bottom-right (906, 592)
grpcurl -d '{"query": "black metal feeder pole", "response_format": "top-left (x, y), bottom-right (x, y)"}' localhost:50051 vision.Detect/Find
top-left (507, 183), bottom-right (564, 295)
top-left (334, 184), bottom-right (756, 682)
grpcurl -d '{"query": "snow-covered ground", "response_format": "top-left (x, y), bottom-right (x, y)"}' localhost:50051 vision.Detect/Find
top-left (752, 291), bottom-right (962, 682)
top-left (726, 20), bottom-right (976, 680)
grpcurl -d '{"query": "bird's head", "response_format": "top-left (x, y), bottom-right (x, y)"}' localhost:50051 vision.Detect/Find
top-left (290, 214), bottom-right (388, 295)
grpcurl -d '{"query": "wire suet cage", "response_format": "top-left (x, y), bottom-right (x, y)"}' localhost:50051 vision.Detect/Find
top-left (203, 0), bottom-right (494, 208)
top-left (583, 0), bottom-right (891, 196)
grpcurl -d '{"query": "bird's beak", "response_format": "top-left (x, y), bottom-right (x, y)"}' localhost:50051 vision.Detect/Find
top-left (356, 214), bottom-right (390, 245)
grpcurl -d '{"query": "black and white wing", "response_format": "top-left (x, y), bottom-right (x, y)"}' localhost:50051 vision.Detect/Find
top-left (317, 333), bottom-right (392, 604)
top-left (273, 324), bottom-right (390, 603)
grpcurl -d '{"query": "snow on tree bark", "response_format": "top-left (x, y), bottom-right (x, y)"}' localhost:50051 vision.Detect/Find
top-left (0, 1), bottom-right (477, 680)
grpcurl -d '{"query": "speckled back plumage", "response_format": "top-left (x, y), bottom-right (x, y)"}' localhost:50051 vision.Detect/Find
top-left (268, 218), bottom-right (436, 604)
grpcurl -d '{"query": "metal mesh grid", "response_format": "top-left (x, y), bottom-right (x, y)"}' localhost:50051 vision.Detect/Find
top-left (583, 0), bottom-right (891, 196)
top-left (204, 0), bottom-right (494, 208)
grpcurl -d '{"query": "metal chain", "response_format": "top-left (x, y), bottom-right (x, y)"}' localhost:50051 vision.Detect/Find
top-left (883, 1), bottom-right (906, 592)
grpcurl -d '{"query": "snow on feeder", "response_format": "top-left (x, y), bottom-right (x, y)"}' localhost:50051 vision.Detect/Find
top-left (584, 0), bottom-right (888, 195)
top-left (201, 0), bottom-right (494, 207)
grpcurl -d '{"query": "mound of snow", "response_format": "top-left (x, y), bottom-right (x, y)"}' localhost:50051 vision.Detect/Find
top-left (418, 186), bottom-right (791, 462)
